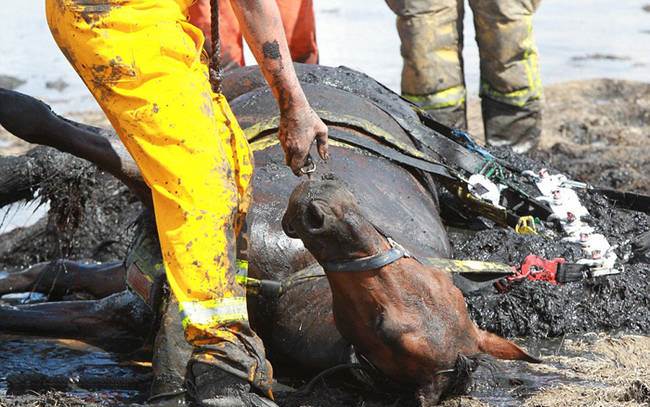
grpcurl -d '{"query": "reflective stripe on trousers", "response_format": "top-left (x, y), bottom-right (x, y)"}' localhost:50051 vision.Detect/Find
top-left (180, 297), bottom-right (248, 329)
top-left (403, 85), bottom-right (466, 110)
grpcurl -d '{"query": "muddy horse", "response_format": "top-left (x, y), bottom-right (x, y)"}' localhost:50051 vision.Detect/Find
top-left (0, 64), bottom-right (538, 403)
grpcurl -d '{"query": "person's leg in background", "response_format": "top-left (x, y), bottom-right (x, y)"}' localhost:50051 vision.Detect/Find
top-left (189, 0), bottom-right (246, 70)
top-left (189, 0), bottom-right (318, 67)
top-left (469, 0), bottom-right (543, 152)
top-left (386, 0), bottom-right (467, 129)
top-left (276, 0), bottom-right (319, 63)
top-left (45, 0), bottom-right (273, 405)
top-left (188, 0), bottom-right (212, 44)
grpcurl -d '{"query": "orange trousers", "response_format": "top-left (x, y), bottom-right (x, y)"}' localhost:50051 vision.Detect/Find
top-left (189, 0), bottom-right (318, 69)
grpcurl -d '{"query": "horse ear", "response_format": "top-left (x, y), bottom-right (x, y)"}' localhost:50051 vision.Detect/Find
top-left (478, 330), bottom-right (542, 363)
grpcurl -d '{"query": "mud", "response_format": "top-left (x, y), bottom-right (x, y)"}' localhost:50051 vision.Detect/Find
top-left (0, 75), bottom-right (25, 91)
top-left (45, 79), bottom-right (70, 92)
top-left (0, 78), bottom-right (648, 405)
top-left (276, 334), bottom-right (650, 407)
top-left (532, 79), bottom-right (650, 194)
top-left (0, 174), bottom-right (140, 272)
top-left (0, 147), bottom-right (142, 271)
top-left (444, 116), bottom-right (650, 338)
top-left (571, 54), bottom-right (632, 62)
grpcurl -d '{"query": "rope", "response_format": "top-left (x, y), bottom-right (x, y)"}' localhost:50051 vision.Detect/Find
top-left (209, 0), bottom-right (223, 94)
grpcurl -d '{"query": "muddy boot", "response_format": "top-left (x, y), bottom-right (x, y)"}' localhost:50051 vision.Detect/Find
top-left (482, 97), bottom-right (542, 153)
top-left (187, 362), bottom-right (277, 407)
top-left (404, 94), bottom-right (468, 130)
top-left (185, 320), bottom-right (275, 407)
top-left (148, 294), bottom-right (193, 406)
top-left (425, 104), bottom-right (468, 130)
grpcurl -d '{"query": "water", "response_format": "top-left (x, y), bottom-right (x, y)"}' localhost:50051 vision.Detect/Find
top-left (0, 199), bottom-right (50, 234)
top-left (315, 0), bottom-right (650, 92)
top-left (1, 1), bottom-right (648, 116)
top-left (0, 1), bottom-right (99, 114)
top-left (0, 336), bottom-right (147, 403)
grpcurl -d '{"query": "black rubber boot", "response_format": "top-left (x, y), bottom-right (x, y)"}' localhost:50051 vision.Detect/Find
top-left (187, 362), bottom-right (278, 407)
top-left (419, 104), bottom-right (468, 130)
top-left (430, 104), bottom-right (467, 131)
top-left (482, 97), bottom-right (542, 153)
top-left (402, 92), bottom-right (468, 130)
top-left (148, 294), bottom-right (193, 406)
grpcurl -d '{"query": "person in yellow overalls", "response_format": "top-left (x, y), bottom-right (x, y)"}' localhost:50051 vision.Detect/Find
top-left (386, 0), bottom-right (543, 153)
top-left (45, 0), bottom-right (328, 405)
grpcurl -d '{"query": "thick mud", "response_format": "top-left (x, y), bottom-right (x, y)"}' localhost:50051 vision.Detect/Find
top-left (0, 79), bottom-right (648, 406)
top-left (533, 79), bottom-right (650, 194)
top-left (452, 176), bottom-right (650, 339)
top-left (0, 148), bottom-right (142, 271)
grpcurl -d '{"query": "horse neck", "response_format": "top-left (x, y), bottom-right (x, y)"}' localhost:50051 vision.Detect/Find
top-left (323, 233), bottom-right (406, 309)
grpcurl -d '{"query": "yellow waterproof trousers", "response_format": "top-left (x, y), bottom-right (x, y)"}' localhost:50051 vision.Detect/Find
top-left (46, 0), bottom-right (272, 394)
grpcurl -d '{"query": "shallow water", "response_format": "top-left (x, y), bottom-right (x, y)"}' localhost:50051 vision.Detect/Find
top-left (0, 335), bottom-right (147, 404)
top-left (0, 1), bottom-right (648, 116)
top-left (0, 199), bottom-right (50, 234)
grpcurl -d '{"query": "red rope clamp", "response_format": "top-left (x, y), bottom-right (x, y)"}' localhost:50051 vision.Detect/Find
top-left (495, 255), bottom-right (567, 292)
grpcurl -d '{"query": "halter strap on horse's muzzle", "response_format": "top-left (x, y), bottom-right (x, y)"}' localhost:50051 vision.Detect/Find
top-left (321, 237), bottom-right (411, 273)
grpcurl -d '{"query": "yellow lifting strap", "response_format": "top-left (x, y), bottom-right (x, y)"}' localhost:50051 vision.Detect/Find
top-left (422, 258), bottom-right (515, 275)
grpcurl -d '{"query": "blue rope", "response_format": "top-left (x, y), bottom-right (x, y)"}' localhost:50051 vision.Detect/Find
top-left (450, 128), bottom-right (494, 160)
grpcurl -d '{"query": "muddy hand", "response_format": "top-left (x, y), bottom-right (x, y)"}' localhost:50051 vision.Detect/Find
top-left (0, 88), bottom-right (57, 144)
top-left (278, 105), bottom-right (329, 177)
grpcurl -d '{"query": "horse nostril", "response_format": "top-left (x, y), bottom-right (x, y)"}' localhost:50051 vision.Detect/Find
top-left (282, 213), bottom-right (300, 238)
top-left (305, 201), bottom-right (326, 232)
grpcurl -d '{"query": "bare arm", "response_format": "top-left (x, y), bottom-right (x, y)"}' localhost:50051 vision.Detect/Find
top-left (229, 0), bottom-right (329, 175)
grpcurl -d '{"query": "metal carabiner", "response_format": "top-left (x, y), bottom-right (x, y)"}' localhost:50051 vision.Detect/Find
top-left (299, 154), bottom-right (316, 178)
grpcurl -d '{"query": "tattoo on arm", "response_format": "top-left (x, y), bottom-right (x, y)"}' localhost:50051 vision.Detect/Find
top-left (262, 40), bottom-right (281, 60)
top-left (259, 39), bottom-right (299, 111)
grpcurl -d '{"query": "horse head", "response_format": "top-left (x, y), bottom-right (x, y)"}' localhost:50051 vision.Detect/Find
top-left (283, 179), bottom-right (540, 404)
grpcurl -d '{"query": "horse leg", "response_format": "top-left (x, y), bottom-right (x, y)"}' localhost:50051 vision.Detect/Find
top-left (0, 260), bottom-right (126, 299)
top-left (0, 88), bottom-right (150, 207)
top-left (0, 290), bottom-right (151, 351)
